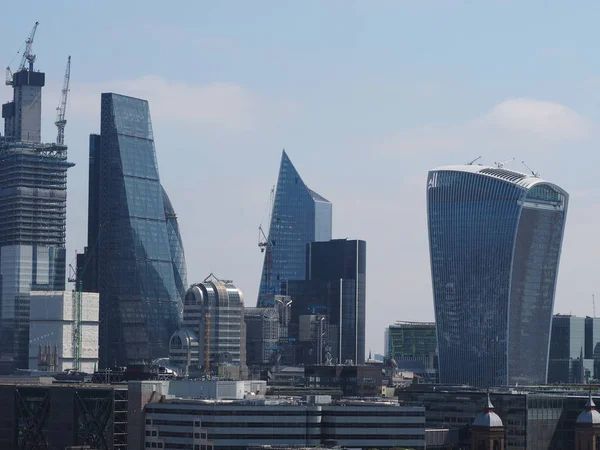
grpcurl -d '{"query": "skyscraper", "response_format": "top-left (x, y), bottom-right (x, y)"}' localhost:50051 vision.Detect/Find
top-left (257, 150), bottom-right (332, 306)
top-left (427, 165), bottom-right (568, 387)
top-left (0, 39), bottom-right (73, 369)
top-left (287, 239), bottom-right (366, 365)
top-left (80, 93), bottom-right (187, 367)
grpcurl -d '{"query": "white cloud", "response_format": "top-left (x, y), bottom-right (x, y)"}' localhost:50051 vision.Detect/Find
top-left (478, 98), bottom-right (591, 140)
top-left (378, 98), bottom-right (592, 156)
top-left (66, 75), bottom-right (276, 132)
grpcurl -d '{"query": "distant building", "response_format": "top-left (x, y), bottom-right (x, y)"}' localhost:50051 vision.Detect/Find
top-left (79, 93), bottom-right (187, 368)
top-left (548, 314), bottom-right (600, 384)
top-left (385, 321), bottom-right (437, 381)
top-left (427, 165), bottom-right (569, 387)
top-left (244, 307), bottom-right (279, 366)
top-left (287, 239), bottom-right (366, 365)
top-left (257, 150), bottom-right (332, 306)
top-left (169, 274), bottom-right (246, 378)
top-left (25, 291), bottom-right (99, 373)
top-left (304, 364), bottom-right (383, 397)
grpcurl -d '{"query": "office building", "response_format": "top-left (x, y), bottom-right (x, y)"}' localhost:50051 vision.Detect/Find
top-left (548, 314), bottom-right (600, 384)
top-left (257, 150), bottom-right (332, 306)
top-left (0, 29), bottom-right (74, 370)
top-left (79, 93), bottom-right (187, 367)
top-left (385, 322), bottom-right (437, 381)
top-left (27, 291), bottom-right (99, 373)
top-left (169, 274), bottom-right (246, 378)
top-left (287, 239), bottom-right (366, 365)
top-left (143, 395), bottom-right (425, 449)
top-left (427, 165), bottom-right (568, 387)
top-left (244, 307), bottom-right (279, 366)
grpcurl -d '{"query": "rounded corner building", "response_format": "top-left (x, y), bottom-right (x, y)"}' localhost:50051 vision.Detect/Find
top-left (427, 164), bottom-right (568, 387)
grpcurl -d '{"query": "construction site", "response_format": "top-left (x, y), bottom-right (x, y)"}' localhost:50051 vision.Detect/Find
top-left (0, 22), bottom-right (98, 376)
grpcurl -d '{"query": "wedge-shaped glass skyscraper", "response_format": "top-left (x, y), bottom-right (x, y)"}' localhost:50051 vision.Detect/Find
top-left (427, 165), bottom-right (568, 387)
top-left (81, 93), bottom-right (187, 367)
top-left (257, 151), bottom-right (332, 306)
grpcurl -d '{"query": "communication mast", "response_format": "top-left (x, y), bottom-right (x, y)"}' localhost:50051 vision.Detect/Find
top-left (55, 56), bottom-right (71, 145)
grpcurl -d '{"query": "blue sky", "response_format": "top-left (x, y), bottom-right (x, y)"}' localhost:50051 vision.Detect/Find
top-left (2, 1), bottom-right (600, 354)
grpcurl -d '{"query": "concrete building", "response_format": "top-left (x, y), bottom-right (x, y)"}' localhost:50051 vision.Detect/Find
top-left (427, 165), bottom-right (568, 387)
top-left (169, 274), bottom-right (246, 378)
top-left (0, 24), bottom-right (74, 371)
top-left (27, 291), bottom-right (99, 373)
top-left (143, 395), bottom-right (425, 449)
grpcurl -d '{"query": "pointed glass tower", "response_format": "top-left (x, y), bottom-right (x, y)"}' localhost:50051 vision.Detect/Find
top-left (257, 151), bottom-right (332, 306)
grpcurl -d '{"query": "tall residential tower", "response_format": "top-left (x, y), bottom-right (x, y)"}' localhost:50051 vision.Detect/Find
top-left (427, 165), bottom-right (568, 387)
top-left (257, 150), bottom-right (332, 306)
top-left (80, 93), bottom-right (187, 367)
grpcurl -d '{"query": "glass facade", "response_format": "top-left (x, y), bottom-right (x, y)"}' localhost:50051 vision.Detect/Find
top-left (257, 150), bottom-right (332, 306)
top-left (83, 93), bottom-right (187, 367)
top-left (427, 166), bottom-right (568, 387)
top-left (286, 239), bottom-right (366, 365)
top-left (548, 315), bottom-right (600, 384)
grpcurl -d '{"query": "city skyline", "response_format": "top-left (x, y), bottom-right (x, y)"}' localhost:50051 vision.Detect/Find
top-left (2, 2), bottom-right (599, 355)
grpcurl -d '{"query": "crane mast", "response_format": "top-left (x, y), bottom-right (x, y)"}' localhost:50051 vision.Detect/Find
top-left (55, 56), bottom-right (71, 145)
top-left (5, 21), bottom-right (39, 86)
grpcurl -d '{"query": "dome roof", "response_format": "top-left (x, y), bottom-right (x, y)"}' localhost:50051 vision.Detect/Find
top-left (577, 392), bottom-right (600, 425)
top-left (473, 392), bottom-right (504, 428)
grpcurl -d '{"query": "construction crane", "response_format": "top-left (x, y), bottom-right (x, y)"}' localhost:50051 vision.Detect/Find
top-left (258, 186), bottom-right (276, 300)
top-left (5, 22), bottom-right (39, 86)
top-left (55, 56), bottom-right (71, 145)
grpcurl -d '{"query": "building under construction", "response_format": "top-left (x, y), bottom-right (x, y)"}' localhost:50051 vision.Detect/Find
top-left (0, 22), bottom-right (74, 370)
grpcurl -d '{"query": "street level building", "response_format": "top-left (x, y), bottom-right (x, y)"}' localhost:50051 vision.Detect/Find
top-left (427, 165), bottom-right (568, 387)
top-left (79, 93), bottom-right (187, 368)
top-left (257, 150), bottom-right (332, 306)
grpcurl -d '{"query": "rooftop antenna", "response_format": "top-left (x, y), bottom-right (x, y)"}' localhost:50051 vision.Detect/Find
top-left (494, 157), bottom-right (514, 169)
top-left (522, 161), bottom-right (540, 178)
top-left (594, 294), bottom-right (596, 319)
top-left (467, 156), bottom-right (482, 165)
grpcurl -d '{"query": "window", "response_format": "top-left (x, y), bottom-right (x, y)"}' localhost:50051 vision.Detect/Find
top-left (146, 431), bottom-right (151, 436)
top-left (152, 431), bottom-right (157, 436)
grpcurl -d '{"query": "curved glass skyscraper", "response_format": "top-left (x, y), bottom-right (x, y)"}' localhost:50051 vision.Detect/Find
top-left (257, 150), bottom-right (332, 306)
top-left (81, 93), bottom-right (187, 367)
top-left (427, 165), bottom-right (568, 387)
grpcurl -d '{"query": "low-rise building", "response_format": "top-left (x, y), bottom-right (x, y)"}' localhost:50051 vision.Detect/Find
top-left (144, 396), bottom-right (425, 450)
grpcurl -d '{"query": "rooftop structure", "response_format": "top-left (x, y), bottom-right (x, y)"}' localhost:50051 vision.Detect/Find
top-left (427, 164), bottom-right (568, 387)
